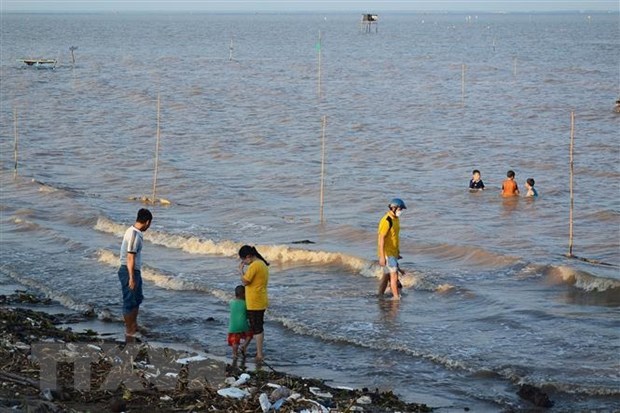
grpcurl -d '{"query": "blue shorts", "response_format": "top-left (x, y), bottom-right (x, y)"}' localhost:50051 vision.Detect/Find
top-left (383, 256), bottom-right (399, 273)
top-left (118, 265), bottom-right (143, 315)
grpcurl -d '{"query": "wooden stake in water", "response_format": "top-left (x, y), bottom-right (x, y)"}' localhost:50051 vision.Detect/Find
top-left (461, 64), bottom-right (466, 107)
top-left (13, 108), bottom-right (18, 179)
top-left (228, 37), bottom-right (234, 61)
top-left (69, 46), bottom-right (78, 65)
top-left (513, 57), bottom-right (517, 77)
top-left (319, 115), bottom-right (327, 223)
top-left (317, 30), bottom-right (322, 98)
top-left (152, 92), bottom-right (161, 202)
top-left (568, 111), bottom-right (575, 257)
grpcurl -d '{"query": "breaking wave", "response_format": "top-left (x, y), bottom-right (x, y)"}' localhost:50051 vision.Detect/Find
top-left (94, 217), bottom-right (453, 292)
top-left (544, 265), bottom-right (620, 292)
top-left (95, 250), bottom-right (231, 303)
top-left (95, 216), bottom-right (374, 276)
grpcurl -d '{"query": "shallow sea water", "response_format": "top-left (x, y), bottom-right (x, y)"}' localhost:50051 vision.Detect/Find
top-left (1, 11), bottom-right (619, 411)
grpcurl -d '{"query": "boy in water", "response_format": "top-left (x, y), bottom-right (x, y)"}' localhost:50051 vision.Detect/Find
top-left (118, 208), bottom-right (152, 342)
top-left (469, 169), bottom-right (485, 191)
top-left (525, 178), bottom-right (538, 197)
top-left (228, 285), bottom-right (253, 359)
top-left (501, 170), bottom-right (520, 197)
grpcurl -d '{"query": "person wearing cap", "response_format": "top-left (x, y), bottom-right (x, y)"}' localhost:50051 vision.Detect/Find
top-left (377, 198), bottom-right (406, 300)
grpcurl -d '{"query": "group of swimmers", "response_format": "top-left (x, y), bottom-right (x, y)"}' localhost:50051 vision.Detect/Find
top-left (469, 169), bottom-right (538, 197)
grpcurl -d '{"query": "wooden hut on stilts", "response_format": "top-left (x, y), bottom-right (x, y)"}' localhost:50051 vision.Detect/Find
top-left (360, 14), bottom-right (378, 33)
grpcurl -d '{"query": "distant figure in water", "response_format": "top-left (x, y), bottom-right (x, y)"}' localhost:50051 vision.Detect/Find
top-left (615, 99), bottom-right (620, 113)
top-left (501, 170), bottom-right (520, 197)
top-left (469, 169), bottom-right (485, 191)
top-left (378, 198), bottom-right (407, 300)
top-left (525, 178), bottom-right (538, 198)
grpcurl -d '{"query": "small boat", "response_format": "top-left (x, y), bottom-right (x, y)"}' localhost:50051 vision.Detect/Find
top-left (17, 58), bottom-right (57, 69)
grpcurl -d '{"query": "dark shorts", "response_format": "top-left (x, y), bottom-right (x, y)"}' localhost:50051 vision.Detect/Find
top-left (118, 265), bottom-right (143, 315)
top-left (247, 310), bottom-right (265, 335)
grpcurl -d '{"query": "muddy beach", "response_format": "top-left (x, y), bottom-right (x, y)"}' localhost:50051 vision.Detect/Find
top-left (0, 292), bottom-right (432, 412)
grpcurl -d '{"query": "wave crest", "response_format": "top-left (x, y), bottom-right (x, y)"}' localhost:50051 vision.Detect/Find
top-left (545, 265), bottom-right (620, 292)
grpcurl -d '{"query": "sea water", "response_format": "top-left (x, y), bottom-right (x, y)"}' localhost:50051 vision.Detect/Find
top-left (1, 12), bottom-right (619, 411)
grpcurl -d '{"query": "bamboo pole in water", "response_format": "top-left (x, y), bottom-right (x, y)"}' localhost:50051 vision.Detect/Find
top-left (319, 116), bottom-right (327, 223)
top-left (229, 37), bottom-right (234, 61)
top-left (317, 30), bottom-right (322, 98)
top-left (13, 108), bottom-right (18, 179)
top-left (513, 57), bottom-right (517, 77)
top-left (568, 111), bottom-right (575, 257)
top-left (461, 64), bottom-right (466, 107)
top-left (152, 92), bottom-right (161, 202)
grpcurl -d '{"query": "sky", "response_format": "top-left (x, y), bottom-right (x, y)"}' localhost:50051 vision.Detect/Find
top-left (1, 0), bottom-right (618, 13)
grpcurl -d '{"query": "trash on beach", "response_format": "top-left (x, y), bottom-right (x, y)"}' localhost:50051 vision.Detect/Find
top-left (270, 386), bottom-right (291, 401)
top-left (232, 372), bottom-right (251, 387)
top-left (272, 398), bottom-right (286, 410)
top-left (143, 369), bottom-right (161, 380)
top-left (298, 398), bottom-right (329, 413)
top-left (165, 372), bottom-right (178, 378)
top-left (217, 387), bottom-right (250, 399)
top-left (356, 395), bottom-right (372, 404)
top-left (224, 377), bottom-right (237, 385)
top-left (176, 354), bottom-right (207, 364)
top-left (13, 341), bottom-right (30, 350)
top-left (160, 395), bottom-right (172, 401)
top-left (309, 387), bottom-right (332, 398)
top-left (259, 393), bottom-right (271, 412)
top-left (40, 388), bottom-right (54, 401)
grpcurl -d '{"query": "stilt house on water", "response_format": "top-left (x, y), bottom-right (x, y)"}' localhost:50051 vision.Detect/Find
top-left (360, 14), bottom-right (378, 33)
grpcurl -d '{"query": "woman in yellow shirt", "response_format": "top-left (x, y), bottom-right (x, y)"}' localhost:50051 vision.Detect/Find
top-left (238, 245), bottom-right (269, 361)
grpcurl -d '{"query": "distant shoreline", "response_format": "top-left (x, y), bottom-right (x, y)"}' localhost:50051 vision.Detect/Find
top-left (3, 10), bottom-right (619, 15)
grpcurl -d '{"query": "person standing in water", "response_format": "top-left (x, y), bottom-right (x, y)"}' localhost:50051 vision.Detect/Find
top-left (118, 208), bottom-right (152, 341)
top-left (378, 198), bottom-right (406, 300)
top-left (238, 245), bottom-right (269, 361)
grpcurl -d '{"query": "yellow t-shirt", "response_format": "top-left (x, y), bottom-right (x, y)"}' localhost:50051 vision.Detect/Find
top-left (242, 260), bottom-right (269, 310)
top-left (377, 212), bottom-right (400, 258)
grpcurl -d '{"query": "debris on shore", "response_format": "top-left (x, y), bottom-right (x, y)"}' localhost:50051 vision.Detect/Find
top-left (0, 292), bottom-right (432, 412)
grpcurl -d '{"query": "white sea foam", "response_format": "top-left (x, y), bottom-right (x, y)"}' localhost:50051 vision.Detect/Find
top-left (545, 265), bottom-right (620, 292)
top-left (96, 249), bottom-right (231, 302)
top-left (95, 217), bottom-right (455, 292)
top-left (95, 217), bottom-right (379, 277)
